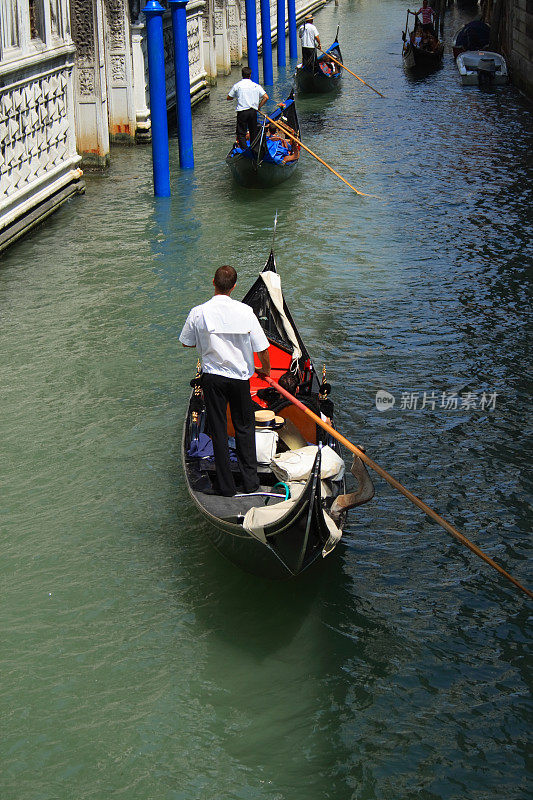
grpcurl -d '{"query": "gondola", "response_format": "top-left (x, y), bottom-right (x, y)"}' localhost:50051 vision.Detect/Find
top-left (295, 32), bottom-right (343, 95)
top-left (182, 244), bottom-right (374, 580)
top-left (225, 92), bottom-right (300, 188)
top-left (402, 11), bottom-right (444, 70)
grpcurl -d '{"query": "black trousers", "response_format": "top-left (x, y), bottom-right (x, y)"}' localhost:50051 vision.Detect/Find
top-left (236, 108), bottom-right (258, 150)
top-left (201, 372), bottom-right (259, 496)
top-left (302, 47), bottom-right (316, 69)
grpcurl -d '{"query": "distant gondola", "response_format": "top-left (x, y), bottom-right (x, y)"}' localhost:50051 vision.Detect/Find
top-left (295, 34), bottom-right (343, 95)
top-left (182, 244), bottom-right (374, 580)
top-left (225, 92), bottom-right (300, 188)
top-left (402, 11), bottom-right (444, 69)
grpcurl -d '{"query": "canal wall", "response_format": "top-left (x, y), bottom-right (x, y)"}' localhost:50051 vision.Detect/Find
top-left (0, 0), bottom-right (84, 255)
top-left (481, 0), bottom-right (533, 98)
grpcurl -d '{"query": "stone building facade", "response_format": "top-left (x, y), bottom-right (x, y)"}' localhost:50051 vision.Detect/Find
top-left (0, 0), bottom-right (83, 252)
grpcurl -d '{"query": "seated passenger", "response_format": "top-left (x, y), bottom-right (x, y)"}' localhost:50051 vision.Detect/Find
top-left (320, 54), bottom-right (339, 75)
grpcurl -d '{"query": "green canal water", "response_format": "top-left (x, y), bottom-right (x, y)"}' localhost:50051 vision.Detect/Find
top-left (1, 2), bottom-right (531, 798)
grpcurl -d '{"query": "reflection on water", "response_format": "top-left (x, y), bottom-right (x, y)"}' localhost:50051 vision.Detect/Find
top-left (0, 1), bottom-right (531, 798)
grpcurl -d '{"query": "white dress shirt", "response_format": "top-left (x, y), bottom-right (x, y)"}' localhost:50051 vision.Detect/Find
top-left (227, 79), bottom-right (267, 112)
top-left (180, 295), bottom-right (269, 380)
top-left (298, 23), bottom-right (319, 48)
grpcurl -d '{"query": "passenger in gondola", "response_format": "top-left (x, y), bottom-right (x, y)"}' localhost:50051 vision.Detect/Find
top-left (227, 67), bottom-right (269, 151)
top-left (298, 14), bottom-right (321, 70)
top-left (421, 28), bottom-right (436, 51)
top-left (319, 54), bottom-right (339, 76)
top-left (180, 266), bottom-right (271, 497)
top-left (265, 123), bottom-right (299, 164)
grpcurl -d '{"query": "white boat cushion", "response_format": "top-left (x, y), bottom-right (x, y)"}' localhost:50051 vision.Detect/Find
top-left (270, 445), bottom-right (345, 483)
top-left (243, 483), bottom-right (306, 543)
top-left (255, 429), bottom-right (279, 464)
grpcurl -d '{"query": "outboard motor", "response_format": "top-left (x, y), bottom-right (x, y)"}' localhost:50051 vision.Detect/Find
top-left (478, 57), bottom-right (497, 85)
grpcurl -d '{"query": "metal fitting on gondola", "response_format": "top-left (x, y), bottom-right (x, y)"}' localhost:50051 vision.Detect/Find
top-left (191, 359), bottom-right (203, 418)
top-left (319, 364), bottom-right (334, 418)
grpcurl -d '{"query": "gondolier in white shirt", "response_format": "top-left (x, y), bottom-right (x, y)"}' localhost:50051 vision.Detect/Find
top-left (180, 266), bottom-right (271, 497)
top-left (227, 67), bottom-right (269, 151)
top-left (298, 14), bottom-right (321, 69)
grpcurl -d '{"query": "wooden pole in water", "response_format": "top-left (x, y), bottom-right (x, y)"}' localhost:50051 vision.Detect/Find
top-left (264, 376), bottom-right (533, 600)
top-left (260, 112), bottom-right (377, 197)
top-left (317, 48), bottom-right (385, 97)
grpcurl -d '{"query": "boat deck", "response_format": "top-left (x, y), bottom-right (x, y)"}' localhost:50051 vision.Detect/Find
top-left (191, 484), bottom-right (287, 520)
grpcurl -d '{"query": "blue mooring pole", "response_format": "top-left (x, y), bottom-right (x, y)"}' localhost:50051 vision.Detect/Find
top-left (260, 0), bottom-right (274, 85)
top-left (277, 0), bottom-right (286, 66)
top-left (287, 0), bottom-right (297, 59)
top-left (244, 0), bottom-right (259, 83)
top-left (143, 2), bottom-right (170, 196)
top-left (169, 0), bottom-right (194, 168)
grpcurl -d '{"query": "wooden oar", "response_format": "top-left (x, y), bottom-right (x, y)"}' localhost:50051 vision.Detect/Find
top-left (260, 113), bottom-right (376, 198)
top-left (317, 48), bottom-right (385, 97)
top-left (264, 375), bottom-right (533, 600)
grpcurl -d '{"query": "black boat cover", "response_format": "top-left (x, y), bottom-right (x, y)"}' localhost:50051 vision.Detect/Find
top-left (454, 20), bottom-right (490, 50)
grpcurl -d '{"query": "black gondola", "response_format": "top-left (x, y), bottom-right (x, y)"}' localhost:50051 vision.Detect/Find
top-left (402, 11), bottom-right (444, 69)
top-left (182, 245), bottom-right (374, 580)
top-left (295, 36), bottom-right (343, 95)
top-left (225, 93), bottom-right (300, 188)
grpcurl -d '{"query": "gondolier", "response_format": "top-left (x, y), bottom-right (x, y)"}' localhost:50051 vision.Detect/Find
top-left (180, 265), bottom-right (271, 497)
top-left (227, 67), bottom-right (269, 151)
top-left (413, 1), bottom-right (436, 33)
top-left (298, 14), bottom-right (321, 69)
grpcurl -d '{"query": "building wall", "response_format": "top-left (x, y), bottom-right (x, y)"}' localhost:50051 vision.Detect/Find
top-left (508, 0), bottom-right (533, 98)
top-left (0, 0), bottom-right (83, 253)
top-left (481, 0), bottom-right (533, 98)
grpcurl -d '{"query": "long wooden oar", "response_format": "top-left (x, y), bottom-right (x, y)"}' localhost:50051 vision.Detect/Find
top-left (318, 48), bottom-right (385, 97)
top-left (264, 375), bottom-right (533, 599)
top-left (260, 112), bottom-right (376, 198)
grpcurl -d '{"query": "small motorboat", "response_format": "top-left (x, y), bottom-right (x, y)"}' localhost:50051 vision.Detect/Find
top-left (402, 11), bottom-right (444, 70)
top-left (453, 19), bottom-right (491, 60)
top-left (456, 50), bottom-right (509, 86)
top-left (182, 240), bottom-right (374, 579)
top-left (225, 92), bottom-right (300, 188)
top-left (295, 30), bottom-right (343, 94)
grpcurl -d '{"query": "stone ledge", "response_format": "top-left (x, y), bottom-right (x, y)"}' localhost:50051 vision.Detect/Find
top-left (0, 177), bottom-right (84, 255)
